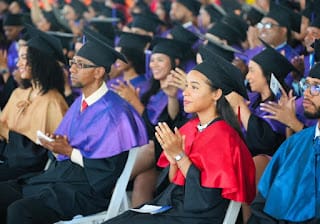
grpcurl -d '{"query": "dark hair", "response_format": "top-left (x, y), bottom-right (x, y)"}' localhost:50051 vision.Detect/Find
top-left (209, 83), bottom-right (244, 140)
top-left (27, 46), bottom-right (65, 95)
top-left (121, 47), bottom-right (146, 74)
top-left (141, 53), bottom-right (176, 105)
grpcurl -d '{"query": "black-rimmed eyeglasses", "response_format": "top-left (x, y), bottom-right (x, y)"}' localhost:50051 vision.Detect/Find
top-left (256, 22), bottom-right (280, 29)
top-left (69, 59), bottom-right (99, 69)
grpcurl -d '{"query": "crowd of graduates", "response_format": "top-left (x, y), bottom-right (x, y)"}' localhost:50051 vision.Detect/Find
top-left (0, 0), bottom-right (320, 223)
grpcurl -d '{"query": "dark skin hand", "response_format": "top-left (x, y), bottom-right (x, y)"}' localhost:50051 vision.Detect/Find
top-left (39, 134), bottom-right (73, 157)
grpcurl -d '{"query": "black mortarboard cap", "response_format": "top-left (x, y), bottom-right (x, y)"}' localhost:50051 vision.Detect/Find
top-left (100, 6), bottom-right (126, 24)
top-left (68, 0), bottom-right (88, 16)
top-left (82, 26), bottom-right (114, 47)
top-left (3, 13), bottom-right (24, 26)
top-left (117, 31), bottom-right (151, 50)
top-left (89, 17), bottom-right (117, 43)
top-left (309, 63), bottom-right (320, 79)
top-left (176, 0), bottom-right (201, 16)
top-left (220, 0), bottom-right (242, 14)
top-left (311, 39), bottom-right (320, 62)
top-left (42, 10), bottom-right (64, 32)
top-left (47, 31), bottom-right (75, 51)
top-left (131, 11), bottom-right (164, 33)
top-left (266, 3), bottom-right (301, 33)
top-left (241, 4), bottom-right (266, 26)
top-left (170, 24), bottom-right (198, 45)
top-left (151, 37), bottom-right (189, 59)
top-left (192, 55), bottom-right (248, 99)
top-left (207, 21), bottom-right (242, 45)
top-left (77, 28), bottom-right (127, 70)
top-left (310, 13), bottom-right (320, 29)
top-left (25, 25), bottom-right (65, 63)
top-left (204, 4), bottom-right (226, 23)
top-left (251, 41), bottom-right (296, 87)
top-left (200, 37), bottom-right (240, 62)
top-left (221, 14), bottom-right (248, 42)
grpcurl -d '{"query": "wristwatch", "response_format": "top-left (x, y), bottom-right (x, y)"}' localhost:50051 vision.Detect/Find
top-left (174, 152), bottom-right (185, 161)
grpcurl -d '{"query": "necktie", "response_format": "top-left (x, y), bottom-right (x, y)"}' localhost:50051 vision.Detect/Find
top-left (81, 100), bottom-right (88, 112)
top-left (314, 137), bottom-right (320, 217)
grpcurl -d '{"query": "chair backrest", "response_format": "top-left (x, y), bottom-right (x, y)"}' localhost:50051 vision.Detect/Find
top-left (222, 200), bottom-right (241, 224)
top-left (54, 146), bottom-right (139, 224)
top-left (104, 146), bottom-right (138, 219)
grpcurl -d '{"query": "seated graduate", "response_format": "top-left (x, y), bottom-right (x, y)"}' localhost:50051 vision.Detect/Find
top-left (226, 41), bottom-right (298, 157)
top-left (0, 29), bottom-right (149, 224)
top-left (103, 56), bottom-right (256, 224)
top-left (248, 62), bottom-right (320, 223)
top-left (0, 25), bottom-right (68, 181)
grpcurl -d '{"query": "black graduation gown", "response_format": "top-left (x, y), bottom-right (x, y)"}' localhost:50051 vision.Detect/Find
top-left (246, 114), bottom-right (286, 156)
top-left (19, 151), bottom-right (128, 220)
top-left (0, 75), bottom-right (17, 110)
top-left (103, 165), bottom-right (230, 224)
top-left (0, 130), bottom-right (48, 181)
top-left (245, 97), bottom-right (286, 156)
top-left (248, 193), bottom-right (320, 224)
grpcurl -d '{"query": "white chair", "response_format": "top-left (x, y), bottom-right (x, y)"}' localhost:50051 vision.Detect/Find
top-left (222, 200), bottom-right (242, 224)
top-left (55, 146), bottom-right (139, 224)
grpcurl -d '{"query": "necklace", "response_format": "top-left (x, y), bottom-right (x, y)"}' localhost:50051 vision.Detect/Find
top-left (197, 117), bottom-right (220, 132)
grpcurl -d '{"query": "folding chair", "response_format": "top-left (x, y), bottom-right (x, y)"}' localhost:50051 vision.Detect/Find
top-left (55, 146), bottom-right (139, 224)
top-left (222, 200), bottom-right (242, 224)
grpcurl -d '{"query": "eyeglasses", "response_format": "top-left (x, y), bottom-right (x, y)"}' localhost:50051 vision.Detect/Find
top-left (300, 78), bottom-right (320, 96)
top-left (256, 22), bottom-right (280, 29)
top-left (69, 59), bottom-right (99, 69)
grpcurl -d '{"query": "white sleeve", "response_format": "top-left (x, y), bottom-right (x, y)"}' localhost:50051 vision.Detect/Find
top-left (71, 148), bottom-right (84, 167)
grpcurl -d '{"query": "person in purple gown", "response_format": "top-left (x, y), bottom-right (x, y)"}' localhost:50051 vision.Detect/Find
top-left (109, 31), bottom-right (152, 98)
top-left (226, 42), bottom-right (297, 191)
top-left (116, 37), bottom-right (190, 207)
top-left (0, 27), bottom-right (148, 224)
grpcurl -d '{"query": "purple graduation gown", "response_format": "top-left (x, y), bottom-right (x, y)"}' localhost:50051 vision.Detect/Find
top-left (56, 90), bottom-right (148, 160)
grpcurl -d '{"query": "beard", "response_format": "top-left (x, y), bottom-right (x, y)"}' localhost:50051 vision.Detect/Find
top-left (304, 107), bottom-right (320, 119)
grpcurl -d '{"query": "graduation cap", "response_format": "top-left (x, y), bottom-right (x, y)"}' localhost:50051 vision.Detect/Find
top-left (100, 6), bottom-right (126, 24)
top-left (131, 11), bottom-right (164, 33)
top-left (89, 17), bottom-right (117, 43)
top-left (175, 0), bottom-right (201, 16)
top-left (46, 31), bottom-right (75, 51)
top-left (241, 4), bottom-right (266, 26)
top-left (77, 28), bottom-right (127, 70)
top-left (251, 40), bottom-right (297, 87)
top-left (203, 4), bottom-right (226, 23)
top-left (192, 53), bottom-right (248, 99)
top-left (25, 25), bottom-right (65, 63)
top-left (68, 0), bottom-right (88, 17)
top-left (42, 10), bottom-right (66, 32)
top-left (311, 39), bottom-right (320, 62)
top-left (151, 37), bottom-right (190, 60)
top-left (309, 63), bottom-right (320, 79)
top-left (117, 31), bottom-right (151, 50)
top-left (221, 14), bottom-right (248, 42)
top-left (266, 3), bottom-right (302, 33)
top-left (206, 21), bottom-right (243, 45)
top-left (310, 13), bottom-right (320, 29)
top-left (3, 13), bottom-right (24, 26)
top-left (199, 37), bottom-right (240, 62)
top-left (169, 24), bottom-right (199, 45)
top-left (82, 26), bottom-right (114, 48)
top-left (220, 0), bottom-right (242, 14)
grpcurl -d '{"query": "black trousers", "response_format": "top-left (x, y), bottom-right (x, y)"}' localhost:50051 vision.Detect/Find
top-left (0, 181), bottom-right (60, 224)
